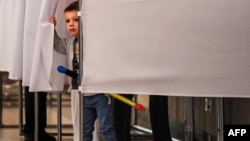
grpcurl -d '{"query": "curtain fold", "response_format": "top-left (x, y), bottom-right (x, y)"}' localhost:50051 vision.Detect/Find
top-left (29, 0), bottom-right (68, 92)
top-left (22, 0), bottom-right (43, 86)
top-left (8, 0), bottom-right (26, 79)
top-left (0, 0), bottom-right (16, 72)
top-left (29, 0), bottom-right (75, 91)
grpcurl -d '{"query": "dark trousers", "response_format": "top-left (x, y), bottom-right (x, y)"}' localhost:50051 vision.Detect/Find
top-left (23, 86), bottom-right (48, 137)
top-left (113, 94), bottom-right (172, 141)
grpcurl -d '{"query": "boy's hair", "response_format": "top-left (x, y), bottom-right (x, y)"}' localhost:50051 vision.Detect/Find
top-left (64, 1), bottom-right (78, 13)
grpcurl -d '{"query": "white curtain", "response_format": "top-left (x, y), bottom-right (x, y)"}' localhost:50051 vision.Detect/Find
top-left (8, 0), bottom-right (26, 79)
top-left (80, 0), bottom-right (250, 97)
top-left (0, 0), bottom-right (16, 72)
top-left (29, 0), bottom-right (58, 91)
top-left (0, 0), bottom-right (74, 91)
top-left (22, 0), bottom-right (43, 86)
top-left (29, 0), bottom-right (75, 91)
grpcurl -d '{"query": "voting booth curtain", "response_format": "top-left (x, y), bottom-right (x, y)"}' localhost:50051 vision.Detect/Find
top-left (0, 0), bottom-right (74, 91)
top-left (79, 0), bottom-right (250, 97)
top-left (0, 0), bottom-right (250, 97)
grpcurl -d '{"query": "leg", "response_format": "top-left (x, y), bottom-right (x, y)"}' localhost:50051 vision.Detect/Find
top-left (24, 86), bottom-right (56, 141)
top-left (93, 120), bottom-right (104, 141)
top-left (149, 95), bottom-right (172, 141)
top-left (95, 94), bottom-right (116, 141)
top-left (84, 96), bottom-right (97, 141)
top-left (24, 86), bottom-right (47, 136)
top-left (113, 94), bottom-right (134, 141)
top-left (71, 90), bottom-right (103, 141)
top-left (24, 86), bottom-right (35, 137)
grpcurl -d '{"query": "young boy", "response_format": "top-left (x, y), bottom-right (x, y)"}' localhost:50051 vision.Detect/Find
top-left (49, 1), bottom-right (116, 141)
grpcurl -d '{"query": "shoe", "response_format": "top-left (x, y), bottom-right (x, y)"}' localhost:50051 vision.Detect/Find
top-left (24, 136), bottom-right (33, 141)
top-left (24, 132), bottom-right (56, 141)
top-left (40, 132), bottom-right (56, 141)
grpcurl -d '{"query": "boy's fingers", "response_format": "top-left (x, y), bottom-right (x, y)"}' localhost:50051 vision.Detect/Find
top-left (50, 17), bottom-right (55, 21)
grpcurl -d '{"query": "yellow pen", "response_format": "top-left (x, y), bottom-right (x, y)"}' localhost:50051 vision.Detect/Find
top-left (110, 93), bottom-right (145, 111)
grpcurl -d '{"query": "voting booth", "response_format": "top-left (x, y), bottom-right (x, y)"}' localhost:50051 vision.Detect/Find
top-left (0, 0), bottom-right (250, 141)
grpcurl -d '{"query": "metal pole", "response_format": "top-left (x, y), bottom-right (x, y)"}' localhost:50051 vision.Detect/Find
top-left (79, 93), bottom-right (84, 141)
top-left (185, 97), bottom-right (194, 141)
top-left (78, 0), bottom-right (84, 141)
top-left (216, 97), bottom-right (224, 141)
top-left (133, 95), bottom-right (138, 125)
top-left (34, 92), bottom-right (39, 141)
top-left (0, 72), bottom-right (3, 127)
top-left (57, 93), bottom-right (62, 141)
top-left (19, 81), bottom-right (24, 135)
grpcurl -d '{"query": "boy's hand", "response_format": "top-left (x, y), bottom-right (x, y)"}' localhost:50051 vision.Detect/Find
top-left (49, 16), bottom-right (57, 26)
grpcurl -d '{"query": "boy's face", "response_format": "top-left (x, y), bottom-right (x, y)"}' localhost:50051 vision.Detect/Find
top-left (64, 10), bottom-right (79, 36)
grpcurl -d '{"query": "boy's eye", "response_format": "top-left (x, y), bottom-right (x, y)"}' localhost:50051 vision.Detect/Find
top-left (65, 20), bottom-right (70, 23)
top-left (74, 18), bottom-right (78, 22)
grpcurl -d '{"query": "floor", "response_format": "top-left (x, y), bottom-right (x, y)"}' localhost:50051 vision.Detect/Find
top-left (0, 85), bottom-right (74, 141)
top-left (0, 96), bottom-right (154, 141)
top-left (0, 72), bottom-right (154, 141)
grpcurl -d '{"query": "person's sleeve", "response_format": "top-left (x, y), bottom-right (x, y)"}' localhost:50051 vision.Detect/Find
top-left (54, 30), bottom-right (67, 55)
